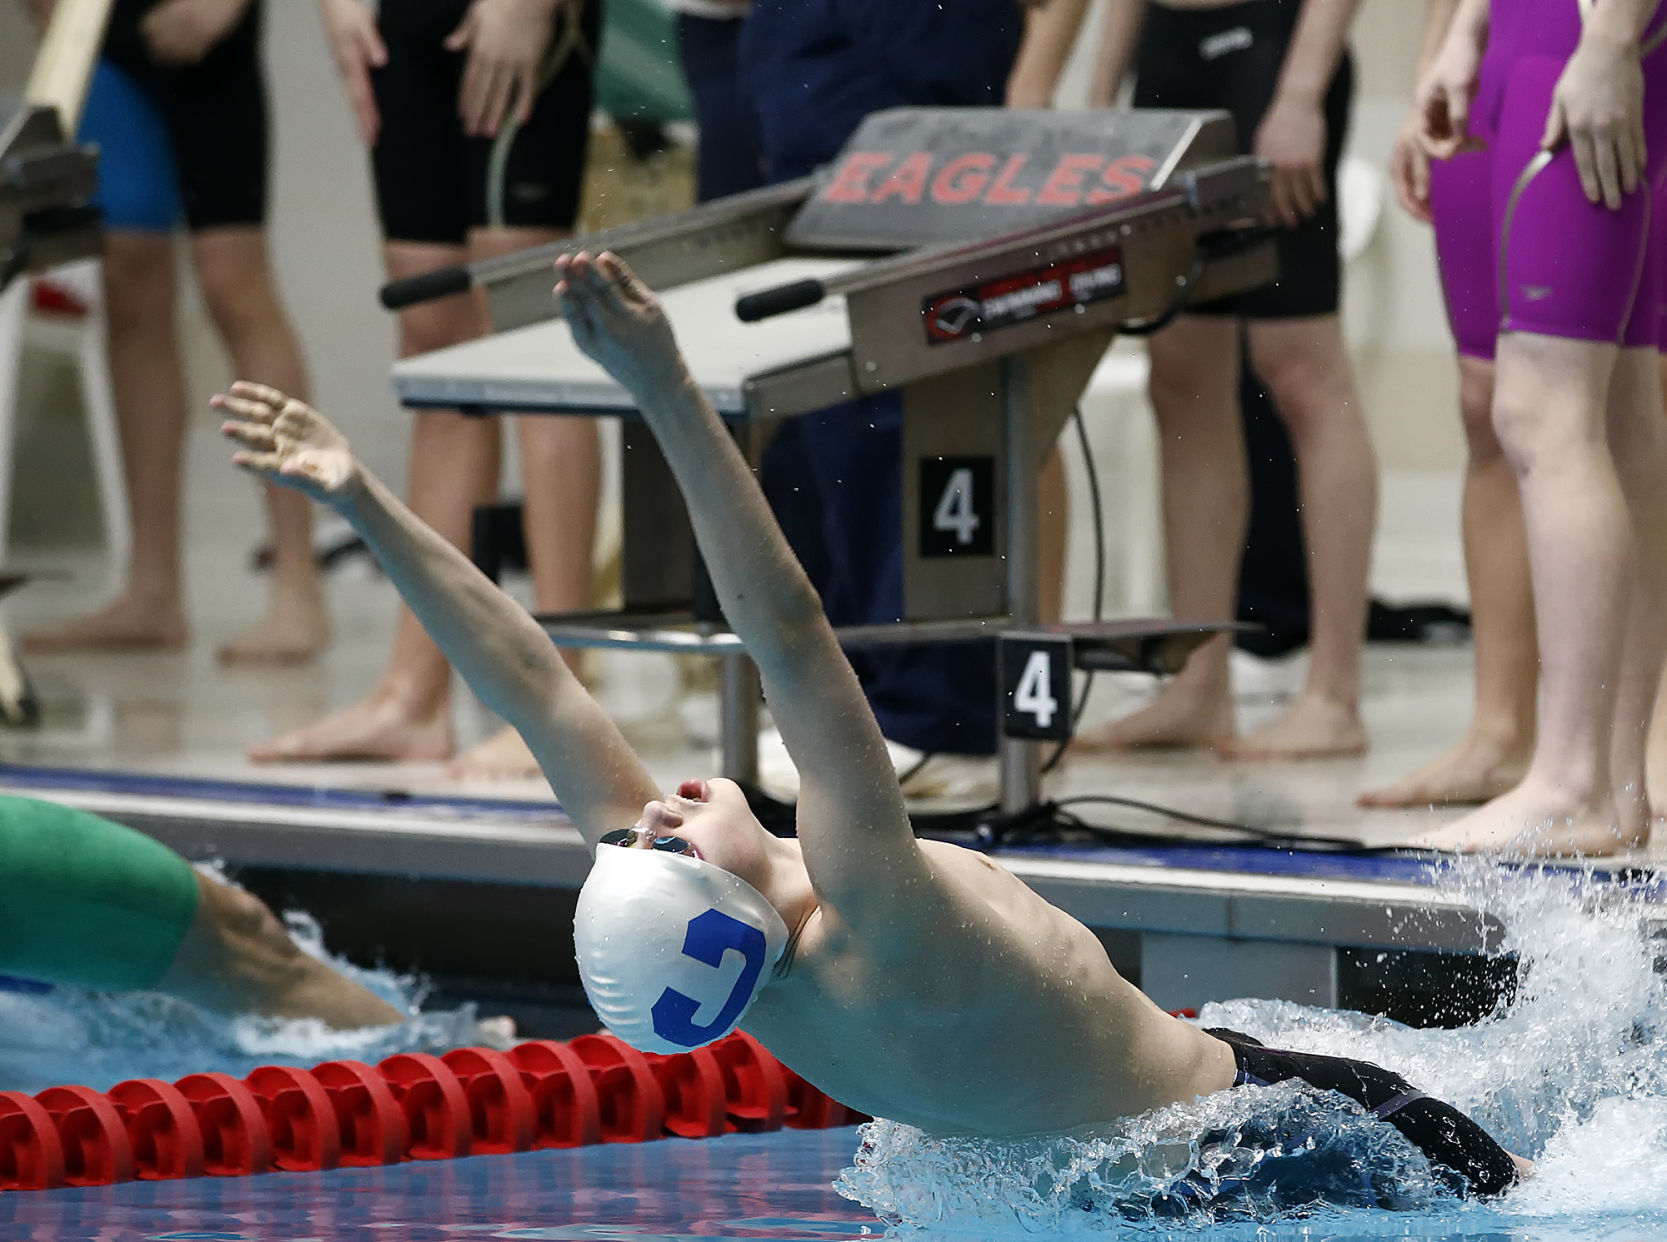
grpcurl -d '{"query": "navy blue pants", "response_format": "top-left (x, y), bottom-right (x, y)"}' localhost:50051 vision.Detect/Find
top-left (738, 0), bottom-right (1022, 755)
top-left (675, 14), bottom-right (765, 202)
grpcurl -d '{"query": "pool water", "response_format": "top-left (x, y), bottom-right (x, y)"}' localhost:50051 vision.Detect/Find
top-left (0, 1123), bottom-right (1657, 1241)
top-left (0, 862), bottom-right (1662, 1239)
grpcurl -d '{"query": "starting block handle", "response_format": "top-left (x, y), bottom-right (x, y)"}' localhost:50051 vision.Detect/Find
top-left (734, 279), bottom-right (827, 323)
top-left (381, 265), bottom-right (473, 311)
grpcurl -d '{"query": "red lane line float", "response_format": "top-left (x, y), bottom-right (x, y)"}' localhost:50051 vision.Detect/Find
top-left (711, 1032), bottom-right (788, 1132)
top-left (378, 1053), bottom-right (473, 1161)
top-left (441, 1047), bottom-right (536, 1155)
top-left (310, 1061), bottom-right (409, 1168)
top-left (0, 1092), bottom-right (65, 1190)
top-left (36, 1085), bottom-right (136, 1186)
top-left (571, 1033), bottom-right (665, 1144)
top-left (107, 1079), bottom-right (205, 1181)
top-left (175, 1073), bottom-right (273, 1177)
top-left (653, 1045), bottom-right (729, 1140)
top-left (508, 1040), bottom-right (602, 1149)
top-left (8, 1033), bottom-right (867, 1191)
top-left (245, 1066), bottom-right (342, 1173)
top-left (782, 1069), bottom-right (868, 1130)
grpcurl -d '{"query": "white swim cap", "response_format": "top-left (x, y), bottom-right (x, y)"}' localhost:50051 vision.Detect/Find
top-left (574, 843), bottom-right (789, 1054)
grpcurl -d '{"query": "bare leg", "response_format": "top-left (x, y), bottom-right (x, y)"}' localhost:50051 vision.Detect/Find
top-left (1073, 316), bottom-right (1243, 751)
top-left (1647, 354), bottom-right (1667, 816)
top-left (22, 232), bottom-right (189, 652)
top-left (250, 241), bottom-right (481, 763)
top-left (1223, 315), bottom-right (1372, 760)
top-left (1360, 355), bottom-right (1538, 806)
top-left (189, 227), bottom-right (329, 665)
top-left (157, 871), bottom-right (402, 1028)
top-left (1418, 332), bottom-right (1628, 855)
top-left (451, 227), bottom-right (600, 782)
top-left (1603, 348), bottom-right (1667, 846)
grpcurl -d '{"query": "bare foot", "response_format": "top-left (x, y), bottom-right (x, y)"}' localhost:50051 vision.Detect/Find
top-left (217, 587), bottom-right (331, 667)
top-left (249, 693), bottom-right (452, 763)
top-left (1358, 733), bottom-right (1530, 808)
top-left (447, 724), bottom-right (542, 781)
top-left (1219, 692), bottom-right (1367, 761)
top-left (1071, 681), bottom-right (1234, 752)
top-left (1613, 782), bottom-right (1657, 852)
top-left (20, 595), bottom-right (187, 653)
top-left (1412, 779), bottom-right (1628, 856)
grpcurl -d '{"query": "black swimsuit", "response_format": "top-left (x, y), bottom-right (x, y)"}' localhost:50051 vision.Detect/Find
top-left (1207, 1028), bottom-right (1519, 1198)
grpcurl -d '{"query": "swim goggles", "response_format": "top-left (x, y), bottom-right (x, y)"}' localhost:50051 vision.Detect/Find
top-left (599, 827), bottom-right (701, 857)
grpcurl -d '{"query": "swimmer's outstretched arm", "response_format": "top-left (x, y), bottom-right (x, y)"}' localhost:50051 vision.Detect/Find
top-left (215, 382), bottom-right (657, 847)
top-left (556, 252), bottom-right (931, 917)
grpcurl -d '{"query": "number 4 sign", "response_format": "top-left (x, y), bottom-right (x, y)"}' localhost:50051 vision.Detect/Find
top-left (999, 633), bottom-right (1073, 740)
top-left (919, 456), bottom-right (995, 558)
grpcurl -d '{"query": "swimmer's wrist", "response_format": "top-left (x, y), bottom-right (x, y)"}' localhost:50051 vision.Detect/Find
top-left (331, 466), bottom-right (374, 516)
top-left (1582, 0), bottom-right (1647, 46)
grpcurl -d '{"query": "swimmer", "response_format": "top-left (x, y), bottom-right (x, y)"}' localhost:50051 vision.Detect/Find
top-left (1412, 0), bottom-right (1667, 854)
top-left (0, 795), bottom-right (402, 1028)
top-left (217, 250), bottom-right (1526, 1196)
top-left (1360, 0), bottom-right (1537, 810)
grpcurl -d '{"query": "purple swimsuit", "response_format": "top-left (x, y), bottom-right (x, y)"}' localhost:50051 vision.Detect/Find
top-left (1430, 0), bottom-right (1667, 356)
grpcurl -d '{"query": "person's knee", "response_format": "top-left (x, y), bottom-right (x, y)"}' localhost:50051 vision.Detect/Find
top-left (1457, 358), bottom-right (1503, 463)
top-left (100, 235), bottom-right (176, 333)
top-left (1246, 319), bottom-right (1354, 432)
top-left (193, 240), bottom-right (284, 345)
top-left (1146, 318), bottom-right (1236, 416)
top-left (1490, 336), bottom-right (1607, 475)
top-left (399, 299), bottom-right (480, 358)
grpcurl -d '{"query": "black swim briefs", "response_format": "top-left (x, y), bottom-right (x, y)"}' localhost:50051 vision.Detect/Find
top-left (1206, 1027), bottom-right (1519, 1198)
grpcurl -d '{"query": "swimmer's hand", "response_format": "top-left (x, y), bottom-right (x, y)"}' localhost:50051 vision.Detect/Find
top-left (1254, 93), bottom-right (1327, 228)
top-left (319, 0), bottom-right (387, 146)
top-left (1390, 105), bottom-right (1433, 224)
top-left (141, 0), bottom-right (251, 65)
top-left (555, 252), bottom-right (691, 400)
top-left (217, 383), bottom-right (363, 506)
top-left (445, 0), bottom-right (568, 137)
top-left (1541, 21), bottom-right (1646, 210)
top-left (1415, 3), bottom-right (1487, 161)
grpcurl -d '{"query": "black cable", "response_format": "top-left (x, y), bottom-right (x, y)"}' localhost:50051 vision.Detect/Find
top-left (1041, 403), bottom-right (1106, 776)
top-left (1046, 793), bottom-right (1405, 853)
top-left (964, 794), bottom-right (1410, 856)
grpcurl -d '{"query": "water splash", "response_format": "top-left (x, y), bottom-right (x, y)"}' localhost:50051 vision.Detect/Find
top-left (835, 860), bottom-right (1667, 1233)
top-left (0, 909), bottom-right (485, 1094)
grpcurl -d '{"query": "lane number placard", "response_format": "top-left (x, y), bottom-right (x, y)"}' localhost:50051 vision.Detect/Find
top-left (919, 456), bottom-right (995, 558)
top-left (1000, 633), bottom-right (1073, 741)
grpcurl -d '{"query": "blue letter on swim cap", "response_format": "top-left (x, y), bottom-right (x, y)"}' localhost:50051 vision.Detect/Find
top-left (650, 908), bottom-right (767, 1048)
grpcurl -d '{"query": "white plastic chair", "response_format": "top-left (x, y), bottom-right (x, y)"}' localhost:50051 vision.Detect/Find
top-left (0, 258), bottom-right (129, 575)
